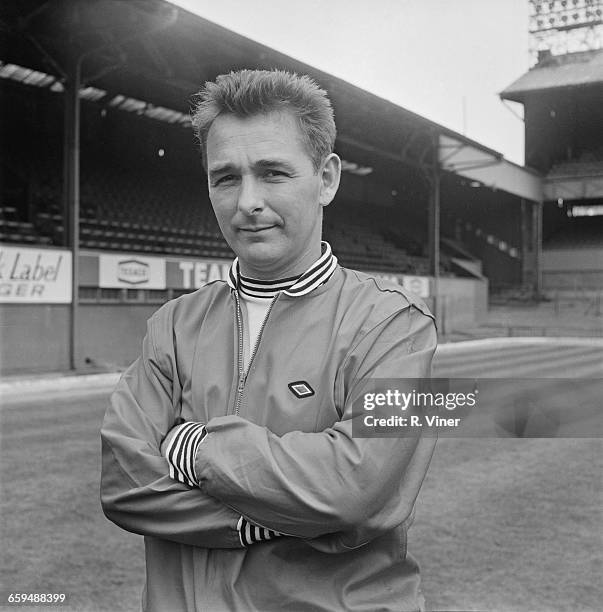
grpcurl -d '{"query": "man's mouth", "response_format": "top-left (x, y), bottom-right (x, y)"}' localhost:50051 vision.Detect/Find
top-left (239, 225), bottom-right (275, 233)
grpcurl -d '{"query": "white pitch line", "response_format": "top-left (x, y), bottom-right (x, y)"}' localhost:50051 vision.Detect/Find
top-left (436, 337), bottom-right (603, 354)
top-left (1, 337), bottom-right (602, 401)
top-left (0, 372), bottom-right (121, 402)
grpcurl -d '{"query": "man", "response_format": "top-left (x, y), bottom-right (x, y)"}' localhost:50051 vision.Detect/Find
top-left (101, 69), bottom-right (437, 611)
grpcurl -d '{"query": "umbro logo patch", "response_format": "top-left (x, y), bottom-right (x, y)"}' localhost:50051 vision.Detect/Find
top-left (288, 381), bottom-right (315, 399)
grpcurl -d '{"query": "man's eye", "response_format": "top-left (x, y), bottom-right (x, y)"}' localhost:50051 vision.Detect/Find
top-left (213, 175), bottom-right (236, 186)
top-left (264, 170), bottom-right (288, 179)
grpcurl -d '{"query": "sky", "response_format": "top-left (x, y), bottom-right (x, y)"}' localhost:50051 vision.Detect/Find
top-left (170, 0), bottom-right (530, 165)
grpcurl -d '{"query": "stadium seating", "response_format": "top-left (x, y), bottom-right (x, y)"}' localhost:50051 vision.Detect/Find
top-left (1, 128), bottom-right (457, 275)
top-left (323, 201), bottom-right (451, 275)
top-left (544, 218), bottom-right (603, 249)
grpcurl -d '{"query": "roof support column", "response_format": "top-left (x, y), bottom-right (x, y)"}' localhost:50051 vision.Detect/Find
top-left (520, 198), bottom-right (531, 290)
top-left (62, 60), bottom-right (81, 371)
top-left (520, 198), bottom-right (543, 298)
top-left (427, 131), bottom-right (441, 323)
top-left (533, 199), bottom-right (543, 297)
top-left (59, 6), bottom-right (177, 371)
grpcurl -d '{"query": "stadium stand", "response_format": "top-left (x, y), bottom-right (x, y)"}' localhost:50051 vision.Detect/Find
top-left (496, 42), bottom-right (603, 300)
top-left (501, 47), bottom-right (603, 296)
top-left (2, 77), bottom-right (455, 274)
top-left (4, 0), bottom-right (542, 372)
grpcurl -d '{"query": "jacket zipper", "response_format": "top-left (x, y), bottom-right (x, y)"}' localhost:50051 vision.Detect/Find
top-left (233, 291), bottom-right (279, 417)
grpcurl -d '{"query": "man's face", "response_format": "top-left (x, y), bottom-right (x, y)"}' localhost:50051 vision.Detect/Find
top-left (206, 110), bottom-right (340, 279)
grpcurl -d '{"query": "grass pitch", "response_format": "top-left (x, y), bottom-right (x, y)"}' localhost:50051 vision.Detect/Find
top-left (1, 388), bottom-right (601, 611)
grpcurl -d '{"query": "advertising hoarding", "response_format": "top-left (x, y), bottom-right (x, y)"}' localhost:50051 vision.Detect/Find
top-left (99, 254), bottom-right (166, 289)
top-left (0, 246), bottom-right (72, 303)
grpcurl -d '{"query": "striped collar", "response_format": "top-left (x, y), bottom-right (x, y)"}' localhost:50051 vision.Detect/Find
top-left (227, 241), bottom-right (338, 298)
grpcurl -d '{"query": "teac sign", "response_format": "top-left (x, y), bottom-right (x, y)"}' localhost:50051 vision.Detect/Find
top-left (176, 260), bottom-right (230, 289)
top-left (0, 246), bottom-right (72, 303)
top-left (99, 254), bottom-right (166, 289)
top-left (117, 259), bottom-right (150, 285)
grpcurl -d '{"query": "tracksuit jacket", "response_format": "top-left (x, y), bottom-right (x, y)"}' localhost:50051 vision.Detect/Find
top-left (100, 249), bottom-right (437, 611)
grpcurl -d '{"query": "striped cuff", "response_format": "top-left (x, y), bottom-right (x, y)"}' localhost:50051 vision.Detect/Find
top-left (163, 422), bottom-right (207, 487)
top-left (237, 516), bottom-right (283, 547)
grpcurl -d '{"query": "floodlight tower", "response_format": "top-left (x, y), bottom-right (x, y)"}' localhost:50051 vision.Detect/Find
top-left (529, 0), bottom-right (603, 64)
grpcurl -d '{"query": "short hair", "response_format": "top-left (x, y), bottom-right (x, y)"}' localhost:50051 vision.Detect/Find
top-left (191, 69), bottom-right (336, 172)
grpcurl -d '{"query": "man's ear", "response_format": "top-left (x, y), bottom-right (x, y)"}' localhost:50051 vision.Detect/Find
top-left (319, 153), bottom-right (341, 207)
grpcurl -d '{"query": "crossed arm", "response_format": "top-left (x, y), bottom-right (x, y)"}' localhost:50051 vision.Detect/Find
top-left (101, 303), bottom-right (437, 551)
top-left (101, 302), bottom-right (261, 548)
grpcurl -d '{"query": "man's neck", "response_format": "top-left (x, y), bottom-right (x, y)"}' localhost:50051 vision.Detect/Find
top-left (238, 243), bottom-right (322, 281)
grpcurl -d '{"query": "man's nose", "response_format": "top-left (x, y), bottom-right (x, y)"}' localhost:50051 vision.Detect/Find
top-left (237, 177), bottom-right (265, 215)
